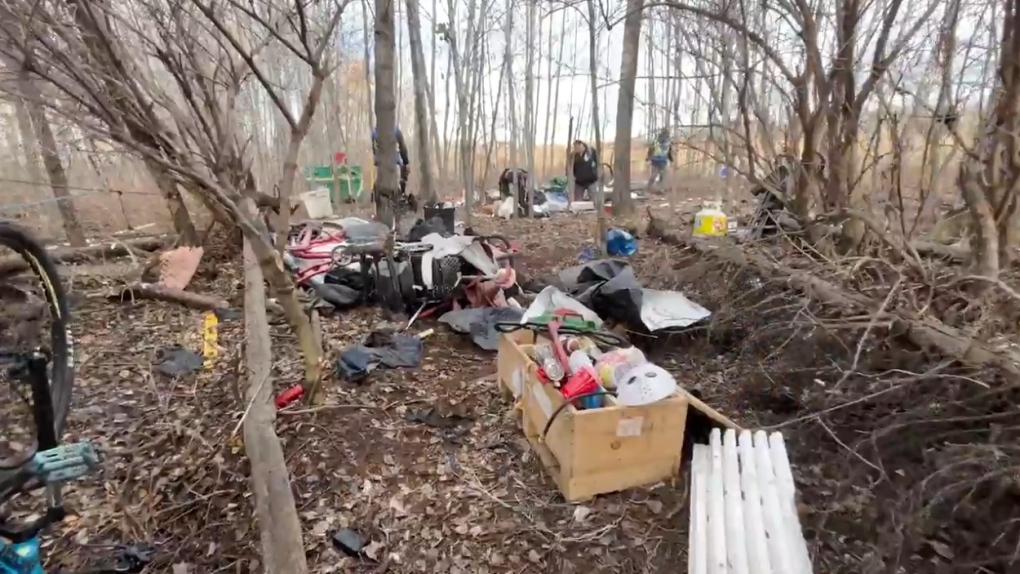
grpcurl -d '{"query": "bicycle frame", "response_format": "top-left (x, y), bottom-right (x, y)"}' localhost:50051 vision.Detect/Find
top-left (0, 539), bottom-right (42, 574)
top-left (0, 352), bottom-right (58, 574)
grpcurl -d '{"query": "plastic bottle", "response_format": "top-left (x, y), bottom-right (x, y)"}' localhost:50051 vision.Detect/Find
top-left (693, 201), bottom-right (728, 237)
top-left (533, 344), bottom-right (565, 383)
top-left (568, 350), bottom-right (595, 375)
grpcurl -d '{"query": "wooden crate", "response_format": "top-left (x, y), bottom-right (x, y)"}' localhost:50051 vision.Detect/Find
top-left (498, 331), bottom-right (688, 501)
top-left (496, 329), bottom-right (539, 401)
top-left (521, 386), bottom-right (689, 502)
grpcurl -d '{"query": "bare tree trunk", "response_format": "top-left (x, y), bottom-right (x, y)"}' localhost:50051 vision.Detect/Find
top-left (524, 0), bottom-right (537, 215)
top-left (546, 12), bottom-right (569, 175)
top-left (586, 0), bottom-right (607, 249)
top-left (361, 0), bottom-right (376, 145)
top-left (611, 0), bottom-right (644, 216)
top-left (12, 96), bottom-right (44, 185)
top-left (405, 0), bottom-right (437, 204)
top-left (442, 48), bottom-right (454, 177)
top-left (504, 0), bottom-right (520, 217)
top-left (17, 73), bottom-right (86, 246)
top-left (429, 0), bottom-right (445, 178)
top-left (374, 0), bottom-right (400, 227)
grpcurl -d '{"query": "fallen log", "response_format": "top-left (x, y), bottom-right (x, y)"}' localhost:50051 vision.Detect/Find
top-left (240, 202), bottom-right (309, 572)
top-left (115, 283), bottom-right (228, 311)
top-left (686, 238), bottom-right (1020, 377)
top-left (0, 236), bottom-right (167, 275)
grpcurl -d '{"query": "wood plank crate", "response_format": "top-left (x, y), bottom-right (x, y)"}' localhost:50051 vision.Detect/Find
top-left (498, 331), bottom-right (689, 501)
top-left (496, 328), bottom-right (540, 401)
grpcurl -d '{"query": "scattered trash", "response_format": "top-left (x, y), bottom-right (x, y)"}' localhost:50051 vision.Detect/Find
top-left (202, 312), bottom-right (218, 370)
top-left (522, 286), bottom-right (603, 327)
top-left (213, 307), bottom-right (242, 321)
top-left (336, 328), bottom-right (425, 383)
top-left (693, 201), bottom-right (728, 237)
top-left (154, 346), bottom-right (204, 377)
top-left (275, 384), bottom-right (305, 409)
top-left (331, 528), bottom-right (366, 558)
top-left (439, 306), bottom-right (525, 350)
top-left (404, 407), bottom-right (473, 428)
top-left (577, 244), bottom-right (600, 262)
top-left (605, 228), bottom-right (638, 257)
top-left (552, 260), bottom-right (711, 332)
top-left (496, 196), bottom-right (516, 219)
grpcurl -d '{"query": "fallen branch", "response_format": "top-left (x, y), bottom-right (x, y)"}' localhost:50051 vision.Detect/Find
top-left (0, 236), bottom-right (168, 274)
top-left (687, 238), bottom-right (1020, 376)
top-left (910, 240), bottom-right (969, 262)
top-left (115, 283), bottom-right (228, 311)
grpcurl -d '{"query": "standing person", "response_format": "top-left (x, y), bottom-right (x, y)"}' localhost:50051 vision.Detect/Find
top-left (646, 128), bottom-right (674, 193)
top-left (498, 168), bottom-right (529, 211)
top-left (571, 139), bottom-right (599, 201)
top-left (371, 126), bottom-right (413, 207)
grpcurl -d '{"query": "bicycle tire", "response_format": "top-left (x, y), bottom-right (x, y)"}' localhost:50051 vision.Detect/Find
top-left (0, 223), bottom-right (73, 452)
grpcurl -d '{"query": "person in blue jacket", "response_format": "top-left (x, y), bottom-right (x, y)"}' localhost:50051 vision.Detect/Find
top-left (371, 126), bottom-right (411, 198)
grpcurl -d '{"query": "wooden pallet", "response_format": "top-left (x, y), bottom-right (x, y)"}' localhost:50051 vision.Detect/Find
top-left (689, 428), bottom-right (812, 574)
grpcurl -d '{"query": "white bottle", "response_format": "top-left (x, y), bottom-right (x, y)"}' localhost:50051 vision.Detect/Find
top-left (568, 350), bottom-right (595, 375)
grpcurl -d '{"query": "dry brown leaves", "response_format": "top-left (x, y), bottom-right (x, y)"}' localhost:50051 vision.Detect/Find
top-left (35, 208), bottom-right (1016, 574)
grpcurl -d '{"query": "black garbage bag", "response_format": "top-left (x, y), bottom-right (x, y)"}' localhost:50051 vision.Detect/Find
top-left (557, 260), bottom-right (645, 328)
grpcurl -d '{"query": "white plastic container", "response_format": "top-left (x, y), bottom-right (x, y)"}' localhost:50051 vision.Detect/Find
top-left (693, 201), bottom-right (728, 237)
top-left (300, 188), bottom-right (334, 219)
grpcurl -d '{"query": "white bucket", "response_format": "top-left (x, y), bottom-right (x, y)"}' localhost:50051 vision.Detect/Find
top-left (300, 188), bottom-right (334, 219)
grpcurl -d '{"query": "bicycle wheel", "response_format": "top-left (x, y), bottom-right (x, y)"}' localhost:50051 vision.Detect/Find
top-left (0, 223), bottom-right (73, 466)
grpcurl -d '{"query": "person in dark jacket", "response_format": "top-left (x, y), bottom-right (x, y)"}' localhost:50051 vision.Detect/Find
top-left (571, 140), bottom-right (599, 201)
top-left (498, 168), bottom-right (528, 205)
top-left (371, 126), bottom-right (411, 198)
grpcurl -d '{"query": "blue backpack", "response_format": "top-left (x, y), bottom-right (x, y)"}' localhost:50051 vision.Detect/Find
top-left (651, 140), bottom-right (669, 165)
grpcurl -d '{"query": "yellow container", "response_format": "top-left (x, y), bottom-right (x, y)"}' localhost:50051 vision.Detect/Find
top-left (693, 202), bottom-right (728, 237)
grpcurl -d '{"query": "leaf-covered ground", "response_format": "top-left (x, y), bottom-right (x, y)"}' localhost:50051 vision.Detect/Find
top-left (23, 209), bottom-right (992, 573)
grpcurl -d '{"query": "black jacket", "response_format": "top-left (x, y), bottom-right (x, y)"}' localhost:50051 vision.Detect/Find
top-left (572, 144), bottom-right (599, 186)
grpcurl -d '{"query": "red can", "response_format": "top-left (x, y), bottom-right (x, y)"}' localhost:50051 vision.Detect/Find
top-left (275, 384), bottom-right (305, 409)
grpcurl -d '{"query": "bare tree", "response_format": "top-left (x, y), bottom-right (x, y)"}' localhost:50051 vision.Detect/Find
top-left (375, 0), bottom-right (401, 226)
top-left (960, 0), bottom-right (1020, 278)
top-left (405, 0), bottom-right (437, 205)
top-left (611, 0), bottom-right (644, 216)
top-left (586, 0), bottom-right (606, 248)
top-left (0, 0), bottom-right (351, 400)
top-left (17, 70), bottom-right (86, 246)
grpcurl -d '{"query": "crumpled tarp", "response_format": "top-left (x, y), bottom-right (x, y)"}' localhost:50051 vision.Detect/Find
top-left (439, 306), bottom-right (525, 350)
top-left (550, 260), bottom-right (711, 332)
top-left (336, 330), bottom-right (424, 383)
